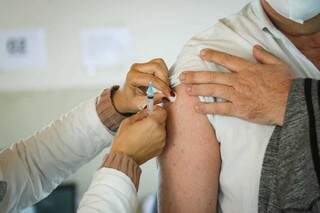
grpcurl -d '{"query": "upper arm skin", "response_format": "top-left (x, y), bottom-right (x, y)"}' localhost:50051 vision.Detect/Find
top-left (158, 84), bottom-right (221, 213)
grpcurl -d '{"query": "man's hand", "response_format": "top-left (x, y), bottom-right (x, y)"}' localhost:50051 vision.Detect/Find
top-left (179, 45), bottom-right (293, 126)
top-left (111, 106), bottom-right (167, 165)
top-left (113, 58), bottom-right (174, 114)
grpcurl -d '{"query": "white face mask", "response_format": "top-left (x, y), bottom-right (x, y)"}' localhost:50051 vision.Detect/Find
top-left (266, 0), bottom-right (320, 24)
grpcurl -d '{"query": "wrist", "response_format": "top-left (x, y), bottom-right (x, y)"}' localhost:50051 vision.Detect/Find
top-left (272, 94), bottom-right (289, 126)
top-left (273, 109), bottom-right (285, 126)
top-left (102, 152), bottom-right (141, 191)
top-left (111, 88), bottom-right (135, 117)
top-left (111, 143), bottom-right (143, 165)
top-left (112, 89), bottom-right (127, 114)
top-left (111, 143), bottom-right (133, 163)
top-left (96, 88), bottom-right (126, 132)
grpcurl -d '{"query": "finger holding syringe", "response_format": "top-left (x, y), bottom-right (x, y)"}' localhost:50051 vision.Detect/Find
top-left (112, 58), bottom-right (175, 114)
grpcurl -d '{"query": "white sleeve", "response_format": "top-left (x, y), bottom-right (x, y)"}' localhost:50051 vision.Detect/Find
top-left (0, 99), bottom-right (113, 212)
top-left (78, 168), bottom-right (138, 213)
top-left (170, 37), bottom-right (218, 128)
top-left (170, 39), bottom-right (210, 88)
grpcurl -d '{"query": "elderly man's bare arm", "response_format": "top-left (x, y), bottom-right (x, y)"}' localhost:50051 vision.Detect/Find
top-left (158, 84), bottom-right (221, 213)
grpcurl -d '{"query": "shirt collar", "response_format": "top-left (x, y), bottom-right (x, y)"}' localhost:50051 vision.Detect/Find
top-left (251, 0), bottom-right (286, 40)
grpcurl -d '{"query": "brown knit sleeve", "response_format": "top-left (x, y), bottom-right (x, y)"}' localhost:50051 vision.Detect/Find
top-left (102, 152), bottom-right (142, 191)
top-left (96, 87), bottom-right (126, 132)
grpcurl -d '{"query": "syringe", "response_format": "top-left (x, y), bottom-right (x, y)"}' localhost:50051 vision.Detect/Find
top-left (146, 82), bottom-right (154, 113)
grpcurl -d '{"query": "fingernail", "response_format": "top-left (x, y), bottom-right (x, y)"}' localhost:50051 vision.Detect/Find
top-left (179, 73), bottom-right (186, 82)
top-left (170, 90), bottom-right (176, 97)
top-left (255, 45), bottom-right (263, 50)
top-left (143, 108), bottom-right (149, 113)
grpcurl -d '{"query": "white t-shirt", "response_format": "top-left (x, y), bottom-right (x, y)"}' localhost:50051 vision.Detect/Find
top-left (170, 1), bottom-right (320, 212)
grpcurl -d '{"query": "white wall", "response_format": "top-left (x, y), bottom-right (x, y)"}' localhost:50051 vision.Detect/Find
top-left (0, 0), bottom-right (251, 208)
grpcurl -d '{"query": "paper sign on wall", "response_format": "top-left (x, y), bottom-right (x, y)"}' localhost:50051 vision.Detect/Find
top-left (81, 28), bottom-right (132, 75)
top-left (0, 30), bottom-right (47, 70)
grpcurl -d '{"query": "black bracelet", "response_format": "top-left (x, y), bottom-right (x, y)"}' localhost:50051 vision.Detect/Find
top-left (110, 86), bottom-right (135, 117)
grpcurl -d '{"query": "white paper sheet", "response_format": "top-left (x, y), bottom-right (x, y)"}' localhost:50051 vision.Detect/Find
top-left (0, 30), bottom-right (47, 70)
top-left (81, 28), bottom-right (132, 75)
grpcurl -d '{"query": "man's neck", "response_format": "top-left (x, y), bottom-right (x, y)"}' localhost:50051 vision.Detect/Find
top-left (261, 0), bottom-right (320, 69)
top-left (261, 0), bottom-right (320, 36)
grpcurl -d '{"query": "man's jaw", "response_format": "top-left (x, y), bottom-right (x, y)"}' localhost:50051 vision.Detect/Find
top-left (261, 0), bottom-right (320, 36)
